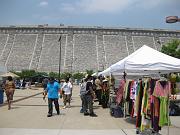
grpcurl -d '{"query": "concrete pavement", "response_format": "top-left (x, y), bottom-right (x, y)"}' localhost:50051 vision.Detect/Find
top-left (0, 85), bottom-right (180, 135)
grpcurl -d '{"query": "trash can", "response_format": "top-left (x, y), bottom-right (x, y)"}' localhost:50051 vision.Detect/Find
top-left (0, 88), bottom-right (4, 104)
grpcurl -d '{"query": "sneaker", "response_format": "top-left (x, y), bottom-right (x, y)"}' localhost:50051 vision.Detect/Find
top-left (8, 105), bottom-right (11, 110)
top-left (84, 112), bottom-right (90, 116)
top-left (47, 113), bottom-right (52, 117)
top-left (63, 106), bottom-right (66, 109)
top-left (89, 113), bottom-right (97, 117)
top-left (80, 109), bottom-right (84, 113)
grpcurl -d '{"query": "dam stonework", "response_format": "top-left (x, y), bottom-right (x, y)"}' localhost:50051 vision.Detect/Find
top-left (0, 25), bottom-right (180, 72)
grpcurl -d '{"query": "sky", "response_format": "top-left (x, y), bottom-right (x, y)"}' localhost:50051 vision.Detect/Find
top-left (0, 0), bottom-right (180, 30)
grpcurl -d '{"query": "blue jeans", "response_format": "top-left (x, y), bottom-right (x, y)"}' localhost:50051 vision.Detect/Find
top-left (84, 95), bottom-right (94, 114)
top-left (80, 94), bottom-right (88, 113)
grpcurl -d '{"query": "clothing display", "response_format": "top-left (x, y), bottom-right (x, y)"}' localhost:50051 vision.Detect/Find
top-left (116, 80), bottom-right (125, 104)
top-left (112, 77), bottom-right (171, 134)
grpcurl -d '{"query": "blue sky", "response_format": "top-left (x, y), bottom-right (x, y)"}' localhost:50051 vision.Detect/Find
top-left (0, 0), bottom-right (180, 30)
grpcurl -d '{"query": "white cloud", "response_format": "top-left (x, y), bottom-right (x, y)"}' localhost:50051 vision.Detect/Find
top-left (60, 0), bottom-right (175, 14)
top-left (39, 1), bottom-right (48, 7)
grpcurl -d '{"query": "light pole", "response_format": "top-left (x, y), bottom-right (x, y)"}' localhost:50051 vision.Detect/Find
top-left (71, 57), bottom-right (77, 73)
top-left (58, 35), bottom-right (62, 82)
top-left (166, 16), bottom-right (180, 23)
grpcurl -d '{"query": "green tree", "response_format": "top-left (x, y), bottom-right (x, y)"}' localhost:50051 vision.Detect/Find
top-left (72, 72), bottom-right (85, 80)
top-left (61, 72), bottom-right (72, 80)
top-left (36, 71), bottom-right (48, 77)
top-left (161, 39), bottom-right (180, 58)
top-left (49, 72), bottom-right (59, 79)
top-left (86, 70), bottom-right (94, 76)
top-left (13, 70), bottom-right (36, 78)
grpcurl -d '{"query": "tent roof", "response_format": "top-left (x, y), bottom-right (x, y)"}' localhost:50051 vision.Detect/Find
top-left (98, 67), bottom-right (111, 76)
top-left (110, 45), bottom-right (180, 75)
top-left (0, 72), bottom-right (20, 78)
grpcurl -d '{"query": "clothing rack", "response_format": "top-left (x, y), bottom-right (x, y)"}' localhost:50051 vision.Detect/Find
top-left (121, 74), bottom-right (170, 135)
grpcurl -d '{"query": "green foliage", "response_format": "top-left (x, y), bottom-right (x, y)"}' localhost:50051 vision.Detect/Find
top-left (161, 39), bottom-right (180, 58)
top-left (12, 70), bottom-right (36, 78)
top-left (176, 75), bottom-right (180, 82)
top-left (86, 69), bottom-right (94, 76)
top-left (12, 70), bottom-right (48, 79)
top-left (36, 72), bottom-right (48, 76)
top-left (21, 70), bottom-right (36, 78)
top-left (48, 72), bottom-right (72, 80)
top-left (61, 72), bottom-right (72, 80)
top-left (11, 71), bottom-right (21, 77)
top-left (49, 72), bottom-right (59, 79)
top-left (73, 72), bottom-right (85, 80)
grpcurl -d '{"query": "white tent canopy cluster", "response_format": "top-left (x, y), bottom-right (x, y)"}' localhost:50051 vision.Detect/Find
top-left (98, 45), bottom-right (180, 77)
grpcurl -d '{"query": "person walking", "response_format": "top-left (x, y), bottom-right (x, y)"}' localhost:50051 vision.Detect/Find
top-left (61, 78), bottom-right (72, 109)
top-left (43, 77), bottom-right (61, 117)
top-left (4, 76), bottom-right (15, 110)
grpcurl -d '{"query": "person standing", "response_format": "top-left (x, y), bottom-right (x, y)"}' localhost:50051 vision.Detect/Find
top-left (69, 77), bottom-right (73, 100)
top-left (4, 76), bottom-right (15, 110)
top-left (79, 78), bottom-right (88, 113)
top-left (61, 78), bottom-right (72, 109)
top-left (101, 79), bottom-right (110, 108)
top-left (84, 75), bottom-right (97, 117)
top-left (95, 76), bottom-right (103, 105)
top-left (42, 78), bottom-right (48, 90)
top-left (43, 77), bottom-right (60, 117)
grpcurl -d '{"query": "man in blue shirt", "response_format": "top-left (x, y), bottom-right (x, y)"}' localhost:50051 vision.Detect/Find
top-left (43, 77), bottom-right (60, 117)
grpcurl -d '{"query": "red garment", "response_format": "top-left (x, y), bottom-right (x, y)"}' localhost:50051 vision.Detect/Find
top-left (116, 80), bottom-right (125, 104)
top-left (153, 81), bottom-right (171, 97)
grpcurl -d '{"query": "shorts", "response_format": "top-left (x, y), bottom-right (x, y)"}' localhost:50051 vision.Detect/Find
top-left (63, 94), bottom-right (71, 104)
top-left (5, 90), bottom-right (14, 101)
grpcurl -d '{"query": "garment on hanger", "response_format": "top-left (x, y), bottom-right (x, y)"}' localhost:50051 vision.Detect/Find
top-left (116, 80), bottom-right (125, 104)
top-left (136, 81), bottom-right (144, 128)
top-left (153, 80), bottom-right (171, 128)
top-left (153, 81), bottom-right (171, 97)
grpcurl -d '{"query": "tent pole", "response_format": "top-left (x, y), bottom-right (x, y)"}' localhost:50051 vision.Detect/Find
top-left (123, 71), bottom-right (127, 118)
top-left (168, 97), bottom-right (170, 135)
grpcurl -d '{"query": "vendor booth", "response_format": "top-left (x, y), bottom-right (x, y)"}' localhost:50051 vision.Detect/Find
top-left (110, 45), bottom-right (180, 75)
top-left (100, 45), bottom-right (180, 135)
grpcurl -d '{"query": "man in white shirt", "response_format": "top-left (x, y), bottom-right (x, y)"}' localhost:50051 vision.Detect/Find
top-left (61, 78), bottom-right (72, 108)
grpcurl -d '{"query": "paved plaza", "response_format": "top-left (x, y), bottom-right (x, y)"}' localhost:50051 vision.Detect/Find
top-left (0, 85), bottom-right (180, 135)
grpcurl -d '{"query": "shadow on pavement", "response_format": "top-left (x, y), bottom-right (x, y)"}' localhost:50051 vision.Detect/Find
top-left (124, 117), bottom-right (136, 125)
top-left (12, 104), bottom-right (48, 107)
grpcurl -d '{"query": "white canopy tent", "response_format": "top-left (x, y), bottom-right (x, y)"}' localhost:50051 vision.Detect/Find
top-left (98, 67), bottom-right (111, 76)
top-left (99, 45), bottom-right (148, 76)
top-left (110, 45), bottom-right (180, 75)
top-left (98, 67), bottom-right (154, 77)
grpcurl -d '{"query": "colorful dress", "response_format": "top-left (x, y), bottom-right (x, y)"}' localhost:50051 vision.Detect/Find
top-left (153, 81), bottom-right (171, 127)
